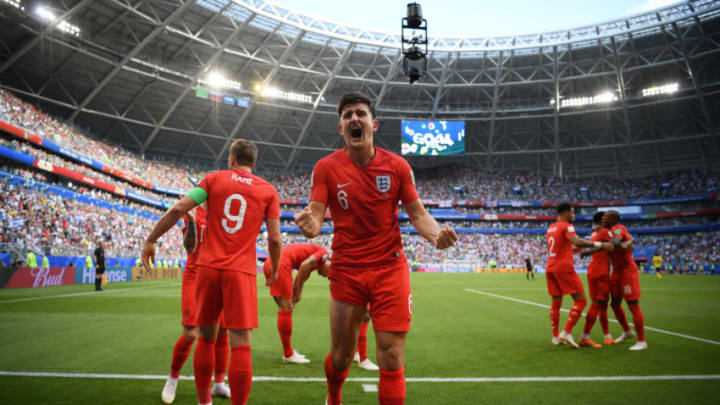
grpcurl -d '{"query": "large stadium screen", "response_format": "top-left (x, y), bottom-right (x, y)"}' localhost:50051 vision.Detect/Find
top-left (401, 120), bottom-right (465, 156)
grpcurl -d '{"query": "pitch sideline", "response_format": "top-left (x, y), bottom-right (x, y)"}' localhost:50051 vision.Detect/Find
top-left (464, 288), bottom-right (720, 346)
top-left (0, 371), bottom-right (718, 383)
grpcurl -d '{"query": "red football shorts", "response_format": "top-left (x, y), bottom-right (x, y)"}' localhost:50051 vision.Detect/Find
top-left (182, 266), bottom-right (228, 328)
top-left (195, 266), bottom-right (257, 330)
top-left (587, 272), bottom-right (610, 301)
top-left (263, 259), bottom-right (293, 299)
top-left (329, 260), bottom-right (411, 333)
top-left (545, 271), bottom-right (584, 296)
top-left (610, 268), bottom-right (641, 301)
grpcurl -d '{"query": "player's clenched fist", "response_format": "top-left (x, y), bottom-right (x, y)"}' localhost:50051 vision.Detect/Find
top-left (434, 225), bottom-right (458, 249)
top-left (294, 206), bottom-right (320, 238)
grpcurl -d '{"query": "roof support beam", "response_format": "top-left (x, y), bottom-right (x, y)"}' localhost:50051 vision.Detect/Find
top-left (0, 0), bottom-right (93, 75)
top-left (213, 32), bottom-right (307, 167)
top-left (68, 0), bottom-right (195, 122)
top-left (139, 11), bottom-right (257, 154)
top-left (284, 43), bottom-right (356, 170)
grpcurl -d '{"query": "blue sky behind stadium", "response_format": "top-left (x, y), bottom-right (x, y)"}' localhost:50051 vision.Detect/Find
top-left (272, 0), bottom-right (683, 37)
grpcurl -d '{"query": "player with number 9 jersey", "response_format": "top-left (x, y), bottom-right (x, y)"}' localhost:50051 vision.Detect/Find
top-left (195, 171), bottom-right (279, 274)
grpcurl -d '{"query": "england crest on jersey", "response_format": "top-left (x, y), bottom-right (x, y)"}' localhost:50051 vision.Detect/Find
top-left (376, 175), bottom-right (391, 192)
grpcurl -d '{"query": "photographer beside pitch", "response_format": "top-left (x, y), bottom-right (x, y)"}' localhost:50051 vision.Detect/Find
top-left (295, 92), bottom-right (457, 405)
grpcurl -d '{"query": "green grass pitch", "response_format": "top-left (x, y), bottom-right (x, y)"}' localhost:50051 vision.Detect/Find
top-left (1, 273), bottom-right (719, 404)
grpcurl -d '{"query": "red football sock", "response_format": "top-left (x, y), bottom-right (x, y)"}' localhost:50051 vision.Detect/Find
top-left (169, 335), bottom-right (194, 379)
top-left (229, 345), bottom-right (252, 405)
top-left (277, 310), bottom-right (294, 358)
top-left (611, 301), bottom-right (631, 332)
top-left (192, 337), bottom-right (215, 405)
top-left (214, 332), bottom-right (229, 384)
top-left (628, 303), bottom-right (645, 342)
top-left (563, 298), bottom-right (586, 334)
top-left (379, 367), bottom-right (406, 405)
top-left (582, 302), bottom-right (599, 335)
top-left (550, 299), bottom-right (562, 337)
top-left (325, 353), bottom-right (349, 405)
top-left (358, 320), bottom-right (369, 362)
top-left (598, 303), bottom-right (610, 335)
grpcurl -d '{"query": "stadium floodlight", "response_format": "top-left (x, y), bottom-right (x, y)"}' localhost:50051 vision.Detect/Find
top-left (35, 5), bottom-right (80, 36)
top-left (641, 83), bottom-right (679, 97)
top-left (203, 71), bottom-right (242, 91)
top-left (558, 91), bottom-right (619, 108)
top-left (2, 0), bottom-right (24, 11)
top-left (255, 84), bottom-right (312, 104)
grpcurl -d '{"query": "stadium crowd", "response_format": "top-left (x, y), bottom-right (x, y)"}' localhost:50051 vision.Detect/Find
top-left (0, 175), bottom-right (183, 260)
top-left (0, 136), bottom-right (174, 204)
top-left (0, 89), bottom-right (202, 192)
top-left (3, 89), bottom-right (719, 205)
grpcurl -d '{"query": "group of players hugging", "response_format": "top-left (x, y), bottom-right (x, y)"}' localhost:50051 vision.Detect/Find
top-left (141, 92), bottom-right (643, 405)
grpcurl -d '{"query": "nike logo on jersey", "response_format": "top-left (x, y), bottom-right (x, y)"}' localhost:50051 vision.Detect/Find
top-left (337, 182), bottom-right (351, 189)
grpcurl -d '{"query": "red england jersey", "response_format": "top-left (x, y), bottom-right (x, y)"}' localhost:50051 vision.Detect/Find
top-left (310, 146), bottom-right (419, 269)
top-left (282, 243), bottom-right (329, 270)
top-left (545, 221), bottom-right (576, 273)
top-left (181, 206), bottom-right (207, 271)
top-left (587, 227), bottom-right (613, 276)
top-left (610, 224), bottom-right (638, 272)
top-left (196, 169), bottom-right (280, 274)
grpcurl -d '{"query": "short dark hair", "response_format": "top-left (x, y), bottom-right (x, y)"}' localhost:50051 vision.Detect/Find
top-left (337, 92), bottom-right (376, 118)
top-left (557, 202), bottom-right (573, 214)
top-left (593, 211), bottom-right (605, 225)
top-left (229, 139), bottom-right (257, 167)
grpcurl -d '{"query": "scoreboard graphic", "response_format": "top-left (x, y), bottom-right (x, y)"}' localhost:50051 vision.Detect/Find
top-left (401, 120), bottom-right (465, 156)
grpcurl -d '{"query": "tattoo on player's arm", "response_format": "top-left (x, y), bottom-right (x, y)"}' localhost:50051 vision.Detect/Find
top-left (183, 219), bottom-right (196, 253)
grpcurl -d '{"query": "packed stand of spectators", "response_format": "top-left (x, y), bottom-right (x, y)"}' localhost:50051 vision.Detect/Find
top-left (0, 89), bottom-right (204, 193)
top-left (0, 136), bottom-right (175, 205)
top-left (270, 167), bottom-right (719, 202)
top-left (0, 175), bottom-right (183, 260)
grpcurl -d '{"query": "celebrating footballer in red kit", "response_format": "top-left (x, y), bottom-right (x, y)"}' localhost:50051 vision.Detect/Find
top-left (294, 92), bottom-right (458, 405)
top-left (143, 139), bottom-right (282, 405)
top-left (604, 210), bottom-right (648, 351)
top-left (545, 203), bottom-right (613, 349)
top-left (262, 242), bottom-right (330, 364)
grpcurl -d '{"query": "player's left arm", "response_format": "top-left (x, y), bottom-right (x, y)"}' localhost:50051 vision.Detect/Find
top-left (265, 191), bottom-right (283, 287)
top-left (143, 196), bottom-right (197, 271)
top-left (405, 199), bottom-right (457, 249)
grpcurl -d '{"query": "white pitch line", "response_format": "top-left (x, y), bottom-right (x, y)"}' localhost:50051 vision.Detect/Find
top-left (1, 371), bottom-right (719, 383)
top-left (0, 282), bottom-right (178, 304)
top-left (464, 288), bottom-right (720, 346)
top-left (362, 384), bottom-right (378, 392)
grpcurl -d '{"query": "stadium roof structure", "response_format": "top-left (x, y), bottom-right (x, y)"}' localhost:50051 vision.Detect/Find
top-left (0, 0), bottom-right (719, 177)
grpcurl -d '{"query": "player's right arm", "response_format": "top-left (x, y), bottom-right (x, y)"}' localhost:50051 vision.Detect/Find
top-left (294, 202), bottom-right (326, 238)
top-left (265, 188), bottom-right (283, 287)
top-left (182, 212), bottom-right (197, 254)
top-left (292, 255), bottom-right (318, 303)
top-left (569, 234), bottom-right (613, 251)
top-left (143, 196), bottom-right (197, 271)
top-left (295, 163), bottom-right (329, 238)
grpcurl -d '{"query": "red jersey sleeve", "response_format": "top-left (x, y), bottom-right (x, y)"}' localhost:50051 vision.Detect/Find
top-left (265, 188), bottom-right (280, 219)
top-left (310, 160), bottom-right (329, 204)
top-left (397, 158), bottom-right (420, 205)
top-left (312, 246), bottom-right (329, 263)
top-left (563, 223), bottom-right (576, 240)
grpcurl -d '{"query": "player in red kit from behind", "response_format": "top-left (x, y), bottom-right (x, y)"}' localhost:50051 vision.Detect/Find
top-left (143, 139), bottom-right (282, 405)
top-left (295, 92), bottom-right (457, 405)
top-left (603, 210), bottom-right (647, 351)
top-left (578, 211), bottom-right (616, 348)
top-left (160, 203), bottom-right (232, 403)
top-left (262, 243), bottom-right (331, 364)
top-left (545, 203), bottom-right (613, 349)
